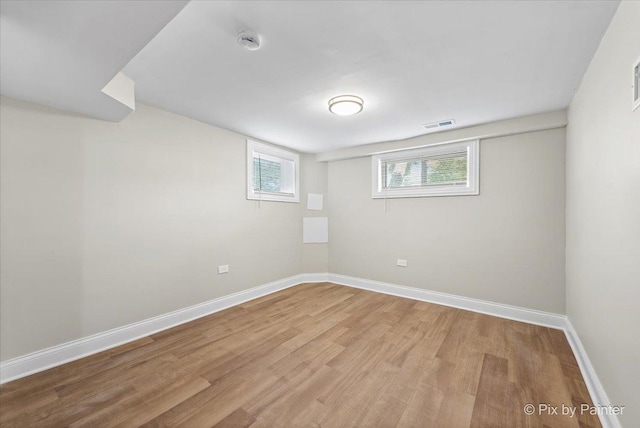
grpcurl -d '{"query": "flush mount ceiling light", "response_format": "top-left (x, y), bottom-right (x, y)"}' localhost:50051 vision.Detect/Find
top-left (328, 95), bottom-right (364, 116)
top-left (237, 30), bottom-right (261, 51)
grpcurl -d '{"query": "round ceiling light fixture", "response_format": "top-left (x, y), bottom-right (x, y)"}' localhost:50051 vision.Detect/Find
top-left (237, 30), bottom-right (261, 51)
top-left (328, 95), bottom-right (364, 116)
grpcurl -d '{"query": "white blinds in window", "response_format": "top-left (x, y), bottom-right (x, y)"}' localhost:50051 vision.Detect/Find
top-left (253, 153), bottom-right (295, 196)
top-left (381, 150), bottom-right (468, 189)
top-left (371, 139), bottom-right (479, 199)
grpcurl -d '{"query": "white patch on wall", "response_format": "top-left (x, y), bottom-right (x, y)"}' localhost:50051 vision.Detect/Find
top-left (306, 193), bottom-right (324, 211)
top-left (303, 217), bottom-right (328, 243)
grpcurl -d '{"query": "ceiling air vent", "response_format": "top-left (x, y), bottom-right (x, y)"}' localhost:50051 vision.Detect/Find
top-left (423, 119), bottom-right (455, 129)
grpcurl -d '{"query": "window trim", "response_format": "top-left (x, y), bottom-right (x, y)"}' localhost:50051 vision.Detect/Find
top-left (371, 139), bottom-right (480, 199)
top-left (247, 140), bottom-right (300, 203)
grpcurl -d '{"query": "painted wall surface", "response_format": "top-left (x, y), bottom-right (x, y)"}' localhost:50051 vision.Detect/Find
top-left (0, 97), bottom-right (317, 361)
top-left (328, 128), bottom-right (566, 313)
top-left (300, 154), bottom-right (329, 272)
top-left (566, 1), bottom-right (640, 425)
top-left (3, 7), bottom-right (638, 421)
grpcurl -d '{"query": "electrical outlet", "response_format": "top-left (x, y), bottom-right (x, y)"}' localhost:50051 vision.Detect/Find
top-left (218, 265), bottom-right (229, 274)
top-left (397, 259), bottom-right (408, 267)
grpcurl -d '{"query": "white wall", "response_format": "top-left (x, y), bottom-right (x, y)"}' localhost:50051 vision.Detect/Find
top-left (2, 7), bottom-right (637, 421)
top-left (0, 96), bottom-right (317, 361)
top-left (328, 128), bottom-right (566, 313)
top-left (566, 1), bottom-right (640, 425)
top-left (300, 154), bottom-right (329, 273)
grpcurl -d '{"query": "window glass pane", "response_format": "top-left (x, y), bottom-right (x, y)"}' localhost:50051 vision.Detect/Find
top-left (425, 153), bottom-right (467, 184)
top-left (253, 157), bottom-right (281, 192)
top-left (372, 140), bottom-right (478, 198)
top-left (247, 140), bottom-right (299, 202)
top-left (382, 152), bottom-right (467, 189)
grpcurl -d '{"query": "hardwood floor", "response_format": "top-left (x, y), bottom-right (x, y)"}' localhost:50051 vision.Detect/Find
top-left (0, 283), bottom-right (600, 427)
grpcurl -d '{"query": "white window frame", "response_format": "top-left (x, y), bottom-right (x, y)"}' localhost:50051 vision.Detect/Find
top-left (247, 140), bottom-right (299, 203)
top-left (371, 139), bottom-right (479, 199)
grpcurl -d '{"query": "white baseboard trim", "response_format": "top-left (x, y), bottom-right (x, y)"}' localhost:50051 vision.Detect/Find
top-left (0, 272), bottom-right (565, 384)
top-left (0, 274), bottom-right (305, 385)
top-left (564, 319), bottom-right (621, 428)
top-left (328, 273), bottom-right (619, 428)
top-left (327, 273), bottom-right (566, 329)
top-left (328, 273), bottom-right (618, 427)
top-left (300, 272), bottom-right (331, 283)
top-left (0, 271), bottom-right (616, 428)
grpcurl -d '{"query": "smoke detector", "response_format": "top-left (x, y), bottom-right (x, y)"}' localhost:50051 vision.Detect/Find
top-left (237, 30), bottom-right (261, 51)
top-left (423, 119), bottom-right (455, 129)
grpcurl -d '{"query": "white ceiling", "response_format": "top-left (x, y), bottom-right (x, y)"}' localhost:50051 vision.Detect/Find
top-left (0, 0), bottom-right (188, 121)
top-left (123, 0), bottom-right (619, 153)
top-left (1, 1), bottom-right (619, 153)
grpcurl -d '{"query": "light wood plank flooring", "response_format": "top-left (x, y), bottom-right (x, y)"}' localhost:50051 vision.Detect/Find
top-left (0, 283), bottom-right (600, 427)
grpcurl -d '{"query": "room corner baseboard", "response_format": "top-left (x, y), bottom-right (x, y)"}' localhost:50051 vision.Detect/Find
top-left (300, 272), bottom-right (330, 283)
top-left (327, 273), bottom-right (566, 329)
top-left (0, 271), bottom-right (616, 428)
top-left (0, 274), bottom-right (304, 385)
top-left (0, 272), bottom-right (563, 384)
top-left (326, 273), bottom-right (616, 428)
top-left (563, 319), bottom-right (621, 428)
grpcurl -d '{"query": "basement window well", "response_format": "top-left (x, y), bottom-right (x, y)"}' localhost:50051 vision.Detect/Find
top-left (247, 140), bottom-right (299, 203)
top-left (372, 140), bottom-right (479, 198)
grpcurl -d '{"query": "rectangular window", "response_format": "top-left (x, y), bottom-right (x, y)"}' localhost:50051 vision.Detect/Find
top-left (372, 140), bottom-right (479, 198)
top-left (247, 140), bottom-right (299, 203)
